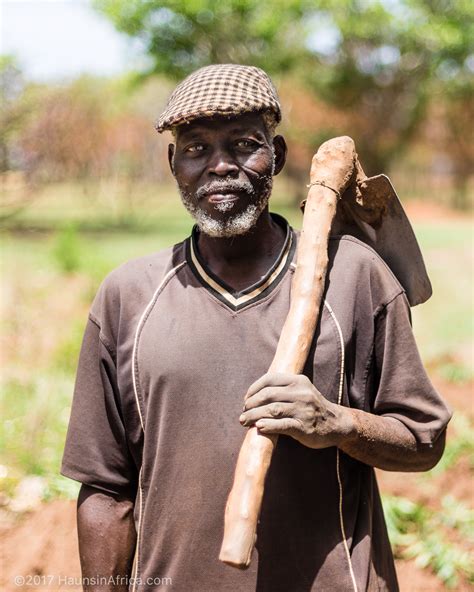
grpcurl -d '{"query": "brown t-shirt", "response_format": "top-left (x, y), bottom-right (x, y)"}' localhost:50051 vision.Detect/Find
top-left (62, 214), bottom-right (451, 592)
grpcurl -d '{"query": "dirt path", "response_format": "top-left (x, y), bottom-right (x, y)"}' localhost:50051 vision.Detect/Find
top-left (1, 501), bottom-right (80, 591)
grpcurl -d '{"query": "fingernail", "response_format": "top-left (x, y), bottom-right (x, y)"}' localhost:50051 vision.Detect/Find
top-left (239, 414), bottom-right (246, 423)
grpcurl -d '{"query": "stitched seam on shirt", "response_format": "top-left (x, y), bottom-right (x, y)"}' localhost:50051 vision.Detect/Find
top-left (362, 343), bottom-right (375, 413)
top-left (89, 312), bottom-right (101, 329)
top-left (324, 300), bottom-right (359, 592)
top-left (132, 261), bottom-right (187, 431)
top-left (330, 235), bottom-right (406, 290)
top-left (373, 290), bottom-right (405, 319)
top-left (88, 313), bottom-right (117, 361)
top-left (131, 469), bottom-right (144, 592)
top-left (319, 306), bottom-right (341, 404)
top-left (230, 266), bottom-right (295, 315)
top-left (193, 263), bottom-right (294, 317)
top-left (365, 294), bottom-right (405, 414)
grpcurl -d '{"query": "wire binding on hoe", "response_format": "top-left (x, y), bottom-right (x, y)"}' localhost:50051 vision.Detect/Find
top-left (306, 180), bottom-right (341, 200)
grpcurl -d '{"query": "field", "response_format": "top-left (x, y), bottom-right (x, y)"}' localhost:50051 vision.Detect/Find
top-left (1, 181), bottom-right (473, 590)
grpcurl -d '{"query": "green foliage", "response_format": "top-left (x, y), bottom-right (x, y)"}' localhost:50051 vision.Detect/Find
top-left (438, 359), bottom-right (472, 384)
top-left (94, 0), bottom-right (474, 187)
top-left (1, 374), bottom-right (75, 480)
top-left (94, 0), bottom-right (309, 79)
top-left (305, 0), bottom-right (473, 173)
top-left (42, 474), bottom-right (80, 501)
top-left (52, 320), bottom-right (86, 374)
top-left (383, 494), bottom-right (474, 587)
top-left (427, 413), bottom-right (473, 476)
top-left (439, 495), bottom-right (474, 541)
top-left (0, 55), bottom-right (29, 172)
top-left (411, 221), bottom-right (473, 379)
top-left (52, 224), bottom-right (81, 274)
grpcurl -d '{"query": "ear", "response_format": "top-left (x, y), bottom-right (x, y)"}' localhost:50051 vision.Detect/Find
top-left (168, 143), bottom-right (176, 176)
top-left (272, 135), bottom-right (287, 176)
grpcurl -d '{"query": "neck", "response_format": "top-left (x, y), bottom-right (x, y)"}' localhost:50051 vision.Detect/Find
top-left (195, 209), bottom-right (286, 290)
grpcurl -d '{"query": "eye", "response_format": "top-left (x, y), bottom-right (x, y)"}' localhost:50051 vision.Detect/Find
top-left (235, 139), bottom-right (257, 150)
top-left (184, 143), bottom-right (206, 154)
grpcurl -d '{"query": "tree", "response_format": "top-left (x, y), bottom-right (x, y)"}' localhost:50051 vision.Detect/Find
top-left (94, 0), bottom-right (473, 203)
top-left (93, 0), bottom-right (310, 80)
top-left (19, 77), bottom-right (109, 182)
top-left (305, 0), bottom-right (474, 175)
top-left (0, 55), bottom-right (28, 173)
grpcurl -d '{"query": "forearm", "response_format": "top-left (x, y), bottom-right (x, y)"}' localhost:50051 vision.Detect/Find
top-left (336, 406), bottom-right (446, 471)
top-left (240, 373), bottom-right (446, 472)
top-left (77, 484), bottom-right (137, 591)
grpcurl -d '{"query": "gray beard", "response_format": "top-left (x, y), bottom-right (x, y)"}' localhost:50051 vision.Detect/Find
top-left (178, 175), bottom-right (274, 238)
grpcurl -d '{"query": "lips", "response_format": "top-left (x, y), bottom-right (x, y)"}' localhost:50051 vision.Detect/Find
top-left (207, 193), bottom-right (240, 204)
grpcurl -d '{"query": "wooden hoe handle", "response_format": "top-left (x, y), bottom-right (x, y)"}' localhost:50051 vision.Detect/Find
top-left (219, 136), bottom-right (357, 568)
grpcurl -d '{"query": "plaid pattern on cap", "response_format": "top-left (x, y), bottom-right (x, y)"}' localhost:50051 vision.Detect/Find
top-left (155, 64), bottom-right (281, 133)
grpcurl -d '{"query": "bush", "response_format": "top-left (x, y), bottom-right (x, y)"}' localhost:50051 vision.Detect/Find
top-left (52, 224), bottom-right (81, 274)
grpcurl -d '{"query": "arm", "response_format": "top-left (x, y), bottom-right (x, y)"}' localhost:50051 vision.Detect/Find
top-left (77, 484), bottom-right (137, 592)
top-left (239, 373), bottom-right (446, 472)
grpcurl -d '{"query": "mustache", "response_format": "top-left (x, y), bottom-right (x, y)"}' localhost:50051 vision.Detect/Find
top-left (195, 178), bottom-right (255, 200)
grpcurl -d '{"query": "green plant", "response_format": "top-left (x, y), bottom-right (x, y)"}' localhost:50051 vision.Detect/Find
top-left (42, 474), bottom-right (80, 501)
top-left (52, 320), bottom-right (86, 374)
top-left (438, 360), bottom-right (473, 385)
top-left (52, 224), bottom-right (81, 273)
top-left (382, 495), bottom-right (474, 588)
top-left (428, 413), bottom-right (474, 476)
top-left (0, 374), bottom-right (75, 483)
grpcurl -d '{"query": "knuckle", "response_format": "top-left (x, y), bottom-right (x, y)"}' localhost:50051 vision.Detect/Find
top-left (296, 419), bottom-right (306, 432)
top-left (271, 403), bottom-right (284, 418)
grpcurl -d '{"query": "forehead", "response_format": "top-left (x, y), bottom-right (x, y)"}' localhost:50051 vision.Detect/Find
top-left (175, 112), bottom-right (267, 141)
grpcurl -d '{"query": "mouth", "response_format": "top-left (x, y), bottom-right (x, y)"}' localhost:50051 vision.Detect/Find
top-left (206, 192), bottom-right (240, 204)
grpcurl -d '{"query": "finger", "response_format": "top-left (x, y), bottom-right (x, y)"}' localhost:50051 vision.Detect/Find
top-left (240, 402), bottom-right (295, 426)
top-left (244, 386), bottom-right (297, 410)
top-left (255, 418), bottom-right (301, 437)
top-left (244, 372), bottom-right (300, 401)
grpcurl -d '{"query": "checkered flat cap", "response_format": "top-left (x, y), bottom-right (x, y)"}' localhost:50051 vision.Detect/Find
top-left (155, 64), bottom-right (281, 133)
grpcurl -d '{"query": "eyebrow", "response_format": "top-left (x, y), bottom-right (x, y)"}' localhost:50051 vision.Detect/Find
top-left (177, 126), bottom-right (266, 142)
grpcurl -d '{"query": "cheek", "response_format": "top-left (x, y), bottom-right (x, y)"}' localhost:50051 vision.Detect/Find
top-left (241, 150), bottom-right (275, 179)
top-left (173, 162), bottom-right (202, 189)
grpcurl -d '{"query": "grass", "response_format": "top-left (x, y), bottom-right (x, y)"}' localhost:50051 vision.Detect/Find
top-left (427, 414), bottom-right (474, 476)
top-left (382, 495), bottom-right (474, 588)
top-left (411, 220), bottom-right (473, 383)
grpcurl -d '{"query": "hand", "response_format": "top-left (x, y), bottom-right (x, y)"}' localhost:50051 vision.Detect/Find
top-left (239, 373), bottom-right (352, 449)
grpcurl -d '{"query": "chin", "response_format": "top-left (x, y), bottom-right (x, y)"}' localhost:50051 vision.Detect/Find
top-left (180, 194), bottom-right (270, 239)
top-left (178, 177), bottom-right (273, 238)
top-left (194, 204), bottom-right (263, 238)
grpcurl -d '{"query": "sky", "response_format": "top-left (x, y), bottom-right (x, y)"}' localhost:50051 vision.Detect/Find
top-left (1, 0), bottom-right (142, 81)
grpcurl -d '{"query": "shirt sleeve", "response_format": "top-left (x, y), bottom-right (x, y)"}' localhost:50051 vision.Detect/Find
top-left (61, 314), bottom-right (138, 497)
top-left (371, 293), bottom-right (452, 445)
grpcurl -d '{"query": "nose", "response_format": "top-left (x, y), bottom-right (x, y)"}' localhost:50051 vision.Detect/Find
top-left (208, 148), bottom-right (239, 177)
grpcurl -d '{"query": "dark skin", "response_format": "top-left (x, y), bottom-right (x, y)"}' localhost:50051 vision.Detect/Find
top-left (78, 113), bottom-right (445, 586)
top-left (168, 113), bottom-right (288, 290)
top-left (77, 485), bottom-right (136, 591)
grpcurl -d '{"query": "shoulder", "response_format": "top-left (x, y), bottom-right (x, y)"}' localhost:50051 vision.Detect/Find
top-left (89, 240), bottom-right (187, 330)
top-left (327, 235), bottom-right (405, 312)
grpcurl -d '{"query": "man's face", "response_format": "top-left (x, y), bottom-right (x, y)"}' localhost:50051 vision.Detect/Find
top-left (169, 113), bottom-right (286, 238)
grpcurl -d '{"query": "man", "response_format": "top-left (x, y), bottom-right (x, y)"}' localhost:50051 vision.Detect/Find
top-left (61, 64), bottom-right (451, 592)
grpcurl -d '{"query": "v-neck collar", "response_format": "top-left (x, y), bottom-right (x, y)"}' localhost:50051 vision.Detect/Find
top-left (186, 213), bottom-right (296, 312)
